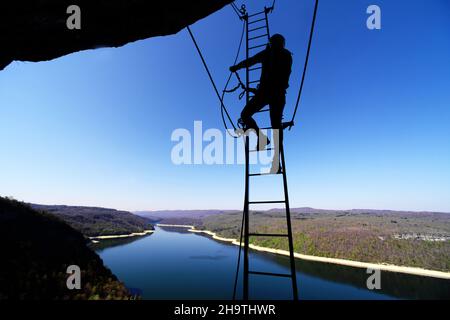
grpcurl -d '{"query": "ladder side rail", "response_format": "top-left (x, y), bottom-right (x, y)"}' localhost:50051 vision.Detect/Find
top-left (280, 140), bottom-right (299, 300)
top-left (243, 13), bottom-right (250, 301)
top-left (264, 7), bottom-right (272, 39)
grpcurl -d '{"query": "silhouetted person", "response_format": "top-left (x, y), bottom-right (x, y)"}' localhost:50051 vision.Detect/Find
top-left (230, 34), bottom-right (292, 151)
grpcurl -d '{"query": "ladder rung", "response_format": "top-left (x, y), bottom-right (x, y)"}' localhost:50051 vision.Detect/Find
top-left (249, 200), bottom-right (285, 204)
top-left (248, 18), bottom-right (266, 25)
top-left (249, 26), bottom-right (267, 33)
top-left (249, 34), bottom-right (269, 41)
top-left (261, 122), bottom-right (295, 130)
top-left (249, 172), bottom-right (282, 176)
top-left (248, 10), bottom-right (266, 18)
top-left (249, 147), bottom-right (274, 153)
top-left (255, 108), bottom-right (269, 113)
top-left (249, 66), bottom-right (262, 71)
top-left (249, 80), bottom-right (260, 84)
top-left (250, 172), bottom-right (282, 177)
top-left (249, 233), bottom-right (288, 237)
top-left (249, 44), bottom-right (267, 50)
top-left (249, 271), bottom-right (292, 278)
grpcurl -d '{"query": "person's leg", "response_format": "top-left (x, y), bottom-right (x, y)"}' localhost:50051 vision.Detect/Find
top-left (240, 93), bottom-right (265, 132)
top-left (240, 93), bottom-right (270, 149)
top-left (269, 93), bottom-right (286, 173)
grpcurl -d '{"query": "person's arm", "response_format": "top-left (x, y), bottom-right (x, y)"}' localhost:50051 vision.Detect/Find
top-left (229, 49), bottom-right (265, 72)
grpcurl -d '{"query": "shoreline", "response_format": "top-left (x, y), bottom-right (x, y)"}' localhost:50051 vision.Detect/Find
top-left (89, 229), bottom-right (154, 240)
top-left (156, 224), bottom-right (450, 280)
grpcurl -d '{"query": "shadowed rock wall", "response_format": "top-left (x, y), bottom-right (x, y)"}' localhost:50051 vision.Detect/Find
top-left (1, 0), bottom-right (232, 70)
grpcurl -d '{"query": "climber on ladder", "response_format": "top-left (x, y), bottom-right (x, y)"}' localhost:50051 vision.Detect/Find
top-left (229, 33), bottom-right (292, 172)
top-left (187, 0), bottom-right (319, 300)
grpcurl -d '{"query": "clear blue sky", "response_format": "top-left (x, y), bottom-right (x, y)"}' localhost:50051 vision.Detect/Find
top-left (1, 0), bottom-right (449, 212)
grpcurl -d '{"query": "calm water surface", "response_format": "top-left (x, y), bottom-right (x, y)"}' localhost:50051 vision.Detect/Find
top-left (95, 226), bottom-right (450, 300)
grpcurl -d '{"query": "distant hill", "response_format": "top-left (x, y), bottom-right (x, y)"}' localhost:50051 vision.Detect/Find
top-left (135, 210), bottom-right (234, 225)
top-left (136, 207), bottom-right (450, 226)
top-left (137, 207), bottom-right (450, 272)
top-left (32, 204), bottom-right (153, 237)
top-left (271, 207), bottom-right (450, 217)
top-left (199, 207), bottom-right (450, 272)
top-left (0, 197), bottom-right (131, 299)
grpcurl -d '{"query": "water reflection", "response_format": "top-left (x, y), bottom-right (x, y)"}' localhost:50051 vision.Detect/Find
top-left (91, 233), bottom-right (153, 252)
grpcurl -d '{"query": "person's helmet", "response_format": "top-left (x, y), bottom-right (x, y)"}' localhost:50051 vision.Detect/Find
top-left (269, 34), bottom-right (286, 49)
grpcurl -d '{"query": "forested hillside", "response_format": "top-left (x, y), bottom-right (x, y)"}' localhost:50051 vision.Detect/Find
top-left (32, 204), bottom-right (153, 237)
top-left (0, 197), bottom-right (132, 299)
top-left (200, 208), bottom-right (450, 272)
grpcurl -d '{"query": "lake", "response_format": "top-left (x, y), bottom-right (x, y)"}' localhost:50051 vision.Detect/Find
top-left (95, 226), bottom-right (450, 300)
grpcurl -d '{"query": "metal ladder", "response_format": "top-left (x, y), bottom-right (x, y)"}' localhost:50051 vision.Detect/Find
top-left (244, 6), bottom-right (271, 108)
top-left (240, 6), bottom-right (299, 301)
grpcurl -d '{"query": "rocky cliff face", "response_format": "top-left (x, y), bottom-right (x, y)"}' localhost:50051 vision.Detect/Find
top-left (1, 0), bottom-right (232, 70)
